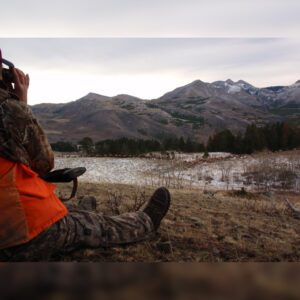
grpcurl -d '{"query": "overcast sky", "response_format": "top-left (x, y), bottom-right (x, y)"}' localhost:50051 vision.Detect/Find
top-left (0, 1), bottom-right (299, 105)
top-left (1, 0), bottom-right (300, 37)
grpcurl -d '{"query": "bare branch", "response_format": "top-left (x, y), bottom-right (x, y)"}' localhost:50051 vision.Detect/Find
top-left (284, 198), bottom-right (300, 219)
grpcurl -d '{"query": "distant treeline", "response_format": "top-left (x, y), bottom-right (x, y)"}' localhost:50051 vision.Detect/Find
top-left (51, 136), bottom-right (205, 155)
top-left (51, 122), bottom-right (300, 155)
top-left (208, 122), bottom-right (300, 154)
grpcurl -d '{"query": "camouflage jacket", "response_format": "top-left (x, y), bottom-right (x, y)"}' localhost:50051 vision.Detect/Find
top-left (0, 87), bottom-right (54, 176)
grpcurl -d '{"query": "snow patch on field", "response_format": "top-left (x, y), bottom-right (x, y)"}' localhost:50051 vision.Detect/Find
top-left (55, 151), bottom-right (300, 191)
top-left (55, 157), bottom-right (155, 185)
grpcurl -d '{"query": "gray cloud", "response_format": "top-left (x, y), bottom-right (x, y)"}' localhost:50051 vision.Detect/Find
top-left (1, 0), bottom-right (299, 37)
top-left (1, 38), bottom-right (299, 77)
top-left (1, 38), bottom-right (299, 103)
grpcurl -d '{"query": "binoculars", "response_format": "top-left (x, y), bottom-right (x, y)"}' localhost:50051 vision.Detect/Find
top-left (2, 58), bottom-right (14, 84)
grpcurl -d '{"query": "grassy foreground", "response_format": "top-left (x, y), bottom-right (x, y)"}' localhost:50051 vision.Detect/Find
top-left (56, 182), bottom-right (300, 262)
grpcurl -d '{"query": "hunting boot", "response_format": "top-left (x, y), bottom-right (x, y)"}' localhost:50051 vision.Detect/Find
top-left (143, 187), bottom-right (171, 230)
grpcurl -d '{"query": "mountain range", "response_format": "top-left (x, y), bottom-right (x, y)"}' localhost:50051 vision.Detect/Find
top-left (31, 79), bottom-right (300, 143)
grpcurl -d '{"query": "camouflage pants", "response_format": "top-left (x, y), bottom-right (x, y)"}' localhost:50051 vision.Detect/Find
top-left (0, 198), bottom-right (154, 261)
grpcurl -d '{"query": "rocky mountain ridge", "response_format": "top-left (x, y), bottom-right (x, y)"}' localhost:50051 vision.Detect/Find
top-left (31, 79), bottom-right (300, 143)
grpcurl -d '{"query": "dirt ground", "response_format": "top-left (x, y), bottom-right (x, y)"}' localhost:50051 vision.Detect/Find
top-left (54, 181), bottom-right (300, 262)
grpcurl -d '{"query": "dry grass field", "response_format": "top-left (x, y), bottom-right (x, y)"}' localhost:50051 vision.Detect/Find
top-left (55, 182), bottom-right (300, 262)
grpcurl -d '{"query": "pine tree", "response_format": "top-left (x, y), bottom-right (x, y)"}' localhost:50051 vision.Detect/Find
top-left (78, 137), bottom-right (94, 154)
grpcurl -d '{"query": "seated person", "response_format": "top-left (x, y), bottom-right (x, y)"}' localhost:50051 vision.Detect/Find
top-left (0, 51), bottom-right (171, 261)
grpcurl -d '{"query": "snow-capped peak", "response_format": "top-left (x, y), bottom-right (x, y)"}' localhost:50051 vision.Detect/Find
top-left (225, 80), bottom-right (243, 94)
top-left (227, 85), bottom-right (242, 94)
top-left (225, 79), bottom-right (235, 85)
top-left (291, 80), bottom-right (300, 88)
top-left (212, 79), bottom-right (243, 94)
top-left (236, 80), bottom-right (253, 89)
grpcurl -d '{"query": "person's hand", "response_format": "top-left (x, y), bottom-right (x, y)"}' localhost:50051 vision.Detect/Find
top-left (12, 68), bottom-right (30, 104)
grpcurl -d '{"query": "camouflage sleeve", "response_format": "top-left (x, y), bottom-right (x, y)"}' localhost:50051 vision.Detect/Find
top-left (21, 103), bottom-right (54, 176)
top-left (0, 97), bottom-right (54, 176)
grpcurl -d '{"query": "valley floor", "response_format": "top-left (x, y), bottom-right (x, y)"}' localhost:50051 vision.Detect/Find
top-left (55, 150), bottom-right (300, 192)
top-left (55, 182), bottom-right (300, 262)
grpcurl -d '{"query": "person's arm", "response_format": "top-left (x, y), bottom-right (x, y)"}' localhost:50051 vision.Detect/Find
top-left (12, 68), bottom-right (54, 176)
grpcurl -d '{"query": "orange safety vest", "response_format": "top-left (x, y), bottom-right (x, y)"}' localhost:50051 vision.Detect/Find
top-left (0, 157), bottom-right (68, 250)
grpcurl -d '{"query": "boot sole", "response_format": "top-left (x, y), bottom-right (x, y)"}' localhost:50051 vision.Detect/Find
top-left (149, 187), bottom-right (171, 220)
